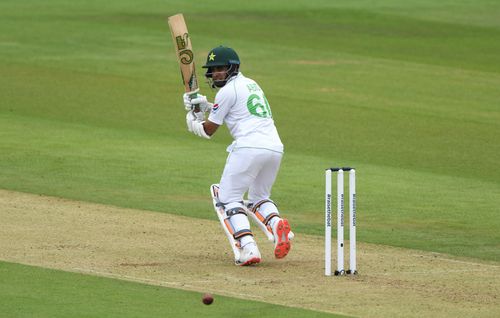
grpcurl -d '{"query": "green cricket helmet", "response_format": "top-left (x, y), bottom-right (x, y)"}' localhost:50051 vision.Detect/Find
top-left (202, 46), bottom-right (240, 88)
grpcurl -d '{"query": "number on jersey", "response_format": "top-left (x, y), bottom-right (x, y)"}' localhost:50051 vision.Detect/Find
top-left (247, 93), bottom-right (272, 118)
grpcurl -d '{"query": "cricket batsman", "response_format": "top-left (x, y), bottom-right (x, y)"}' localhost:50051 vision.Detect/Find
top-left (182, 46), bottom-right (293, 266)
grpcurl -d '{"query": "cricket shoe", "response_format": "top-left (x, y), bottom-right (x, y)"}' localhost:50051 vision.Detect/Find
top-left (272, 218), bottom-right (292, 259)
top-left (236, 242), bottom-right (261, 266)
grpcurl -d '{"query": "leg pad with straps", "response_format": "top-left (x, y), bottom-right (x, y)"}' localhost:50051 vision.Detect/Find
top-left (211, 184), bottom-right (241, 261)
top-left (225, 207), bottom-right (253, 240)
top-left (247, 199), bottom-right (278, 241)
top-left (211, 184), bottom-right (255, 261)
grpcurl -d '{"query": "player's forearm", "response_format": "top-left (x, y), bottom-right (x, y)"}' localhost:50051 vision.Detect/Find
top-left (203, 120), bottom-right (219, 136)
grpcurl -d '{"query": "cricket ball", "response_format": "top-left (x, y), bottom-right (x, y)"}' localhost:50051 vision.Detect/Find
top-left (202, 293), bottom-right (214, 305)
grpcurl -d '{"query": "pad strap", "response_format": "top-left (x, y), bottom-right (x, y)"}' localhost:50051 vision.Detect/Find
top-left (216, 201), bottom-right (244, 209)
top-left (226, 207), bottom-right (247, 217)
top-left (233, 229), bottom-right (253, 240)
top-left (250, 200), bottom-right (279, 226)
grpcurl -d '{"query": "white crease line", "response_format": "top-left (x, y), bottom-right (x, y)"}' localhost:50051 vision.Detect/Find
top-left (72, 267), bottom-right (264, 300)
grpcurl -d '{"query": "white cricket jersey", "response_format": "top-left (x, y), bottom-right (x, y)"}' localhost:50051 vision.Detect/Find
top-left (208, 73), bottom-right (284, 153)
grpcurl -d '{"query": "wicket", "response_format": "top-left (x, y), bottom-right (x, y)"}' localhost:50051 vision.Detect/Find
top-left (325, 167), bottom-right (357, 276)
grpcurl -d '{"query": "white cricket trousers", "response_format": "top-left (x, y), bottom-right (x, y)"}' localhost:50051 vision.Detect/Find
top-left (218, 147), bottom-right (282, 247)
top-left (218, 147), bottom-right (283, 207)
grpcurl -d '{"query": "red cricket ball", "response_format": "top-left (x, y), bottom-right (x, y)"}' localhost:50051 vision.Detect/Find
top-left (202, 293), bottom-right (214, 305)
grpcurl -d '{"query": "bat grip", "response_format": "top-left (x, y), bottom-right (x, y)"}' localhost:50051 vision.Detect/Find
top-left (189, 91), bottom-right (200, 112)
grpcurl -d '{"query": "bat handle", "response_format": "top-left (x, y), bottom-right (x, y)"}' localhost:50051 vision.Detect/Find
top-left (189, 91), bottom-right (200, 112)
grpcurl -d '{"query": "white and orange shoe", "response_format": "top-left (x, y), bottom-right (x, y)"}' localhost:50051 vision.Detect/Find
top-left (237, 242), bottom-right (261, 266)
top-left (272, 218), bottom-right (292, 259)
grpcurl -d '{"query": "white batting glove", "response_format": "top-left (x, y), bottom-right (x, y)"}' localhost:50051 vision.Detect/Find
top-left (183, 92), bottom-right (195, 111)
top-left (185, 110), bottom-right (204, 130)
top-left (185, 111), bottom-right (210, 139)
top-left (186, 111), bottom-right (196, 132)
top-left (182, 92), bottom-right (213, 112)
top-left (193, 110), bottom-right (204, 122)
top-left (190, 94), bottom-right (213, 112)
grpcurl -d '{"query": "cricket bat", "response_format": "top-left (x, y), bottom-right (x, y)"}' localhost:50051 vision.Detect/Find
top-left (167, 13), bottom-right (199, 110)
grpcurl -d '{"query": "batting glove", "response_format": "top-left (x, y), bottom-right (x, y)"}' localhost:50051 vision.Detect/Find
top-left (183, 92), bottom-right (195, 111)
top-left (185, 111), bottom-right (210, 139)
top-left (183, 92), bottom-right (213, 112)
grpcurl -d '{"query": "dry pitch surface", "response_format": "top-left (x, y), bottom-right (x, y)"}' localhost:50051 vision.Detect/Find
top-left (1, 189), bottom-right (499, 317)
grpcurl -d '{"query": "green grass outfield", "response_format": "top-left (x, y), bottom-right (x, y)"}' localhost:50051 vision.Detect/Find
top-left (0, 261), bottom-right (344, 318)
top-left (1, 0), bottom-right (499, 316)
